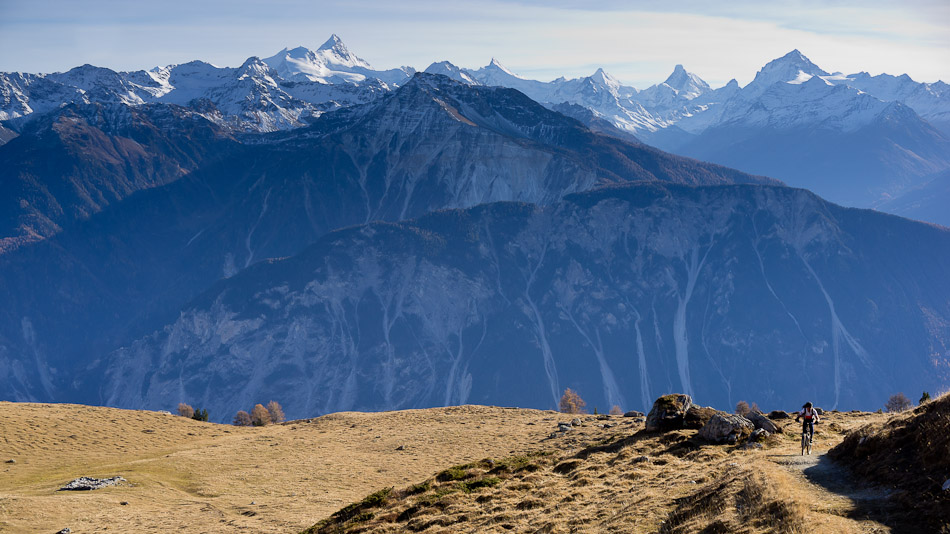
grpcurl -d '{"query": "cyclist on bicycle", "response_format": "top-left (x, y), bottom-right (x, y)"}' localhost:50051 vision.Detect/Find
top-left (795, 402), bottom-right (819, 443)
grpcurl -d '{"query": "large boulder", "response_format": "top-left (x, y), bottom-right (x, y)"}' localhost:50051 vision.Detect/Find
top-left (748, 411), bottom-right (782, 434)
top-left (698, 414), bottom-right (754, 444)
top-left (767, 410), bottom-right (791, 420)
top-left (684, 405), bottom-right (722, 429)
top-left (645, 394), bottom-right (692, 431)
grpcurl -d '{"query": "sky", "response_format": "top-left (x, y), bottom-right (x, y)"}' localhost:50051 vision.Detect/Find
top-left (1, 0), bottom-right (948, 89)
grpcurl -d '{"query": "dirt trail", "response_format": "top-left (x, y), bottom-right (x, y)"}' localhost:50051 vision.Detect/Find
top-left (768, 443), bottom-right (893, 533)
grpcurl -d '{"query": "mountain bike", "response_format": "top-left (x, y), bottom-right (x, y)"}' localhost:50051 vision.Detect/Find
top-left (800, 423), bottom-right (812, 455)
top-left (800, 420), bottom-right (819, 455)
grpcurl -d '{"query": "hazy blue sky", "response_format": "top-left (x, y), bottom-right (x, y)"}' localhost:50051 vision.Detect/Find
top-left (1, 0), bottom-right (948, 88)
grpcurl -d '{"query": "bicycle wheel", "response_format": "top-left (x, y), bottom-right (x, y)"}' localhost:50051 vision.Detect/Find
top-left (801, 432), bottom-right (807, 455)
top-left (807, 434), bottom-right (813, 455)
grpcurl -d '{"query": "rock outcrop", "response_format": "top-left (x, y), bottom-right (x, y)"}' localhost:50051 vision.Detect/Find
top-left (646, 394), bottom-right (693, 431)
top-left (698, 414), bottom-right (754, 444)
top-left (684, 405), bottom-right (722, 429)
top-left (747, 411), bottom-right (782, 434)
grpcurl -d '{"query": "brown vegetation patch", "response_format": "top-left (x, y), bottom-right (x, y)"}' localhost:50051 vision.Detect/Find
top-left (829, 392), bottom-right (950, 532)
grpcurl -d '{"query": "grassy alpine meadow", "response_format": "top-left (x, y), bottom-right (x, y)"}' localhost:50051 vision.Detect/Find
top-left (0, 401), bottom-right (899, 533)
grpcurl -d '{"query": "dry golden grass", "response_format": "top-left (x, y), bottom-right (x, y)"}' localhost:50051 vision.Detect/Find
top-left (0, 402), bottom-right (894, 534)
top-left (0, 402), bottom-right (570, 533)
top-left (302, 410), bottom-right (893, 534)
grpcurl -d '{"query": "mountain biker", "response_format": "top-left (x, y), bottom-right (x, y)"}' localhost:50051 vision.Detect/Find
top-left (795, 402), bottom-right (819, 444)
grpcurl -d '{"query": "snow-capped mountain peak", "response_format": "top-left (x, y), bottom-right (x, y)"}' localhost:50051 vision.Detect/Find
top-left (424, 61), bottom-right (479, 85)
top-left (318, 33), bottom-right (344, 51)
top-left (590, 68), bottom-right (620, 90)
top-left (261, 35), bottom-right (379, 84)
top-left (749, 49), bottom-right (829, 91)
top-left (316, 34), bottom-right (371, 69)
top-left (486, 58), bottom-right (520, 77)
top-left (236, 57), bottom-right (276, 80)
top-left (661, 64), bottom-right (710, 98)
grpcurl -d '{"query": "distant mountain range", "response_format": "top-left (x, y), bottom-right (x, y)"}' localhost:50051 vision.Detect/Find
top-left (3, 37), bottom-right (948, 224)
top-left (1, 37), bottom-right (948, 420)
top-left (0, 73), bottom-right (770, 408)
top-left (452, 50), bottom-right (950, 214)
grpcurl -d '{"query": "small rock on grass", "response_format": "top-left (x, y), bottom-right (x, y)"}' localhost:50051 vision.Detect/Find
top-left (943, 479), bottom-right (950, 491)
top-left (5, 459), bottom-right (14, 464)
top-left (59, 476), bottom-right (126, 491)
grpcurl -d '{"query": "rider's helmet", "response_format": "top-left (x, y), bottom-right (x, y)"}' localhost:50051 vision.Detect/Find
top-left (803, 401), bottom-right (813, 409)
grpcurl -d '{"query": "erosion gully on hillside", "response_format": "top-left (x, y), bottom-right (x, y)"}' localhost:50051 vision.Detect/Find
top-left (0, 402), bottom-right (895, 533)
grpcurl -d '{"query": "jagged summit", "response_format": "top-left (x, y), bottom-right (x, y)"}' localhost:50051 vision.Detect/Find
top-left (319, 33), bottom-right (345, 50)
top-left (423, 61), bottom-right (478, 85)
top-left (664, 64), bottom-right (688, 85)
top-left (590, 67), bottom-right (619, 86)
top-left (484, 58), bottom-right (520, 77)
top-left (750, 49), bottom-right (829, 89)
top-left (488, 58), bottom-right (507, 69)
top-left (255, 33), bottom-right (421, 88)
top-left (315, 33), bottom-right (370, 68)
top-left (662, 64), bottom-right (710, 97)
top-left (236, 56), bottom-right (274, 78)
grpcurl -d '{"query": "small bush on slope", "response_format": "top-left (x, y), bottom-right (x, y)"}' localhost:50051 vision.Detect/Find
top-left (233, 410), bottom-right (252, 426)
top-left (177, 403), bottom-right (194, 418)
top-left (251, 403), bottom-right (271, 426)
top-left (829, 392), bottom-right (950, 532)
top-left (559, 388), bottom-right (586, 414)
top-left (266, 401), bottom-right (286, 423)
top-left (884, 392), bottom-right (913, 413)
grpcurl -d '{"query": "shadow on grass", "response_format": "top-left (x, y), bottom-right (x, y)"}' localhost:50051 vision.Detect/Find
top-left (801, 455), bottom-right (913, 533)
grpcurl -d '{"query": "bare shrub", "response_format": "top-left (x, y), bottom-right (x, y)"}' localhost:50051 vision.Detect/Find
top-left (559, 388), bottom-right (586, 414)
top-left (884, 393), bottom-right (912, 413)
top-left (750, 402), bottom-right (761, 414)
top-left (735, 401), bottom-right (750, 417)
top-left (609, 405), bottom-right (623, 416)
top-left (177, 403), bottom-right (194, 418)
top-left (251, 403), bottom-right (271, 426)
top-left (233, 410), bottom-right (252, 426)
top-left (266, 401), bottom-right (285, 423)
